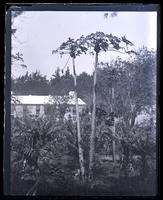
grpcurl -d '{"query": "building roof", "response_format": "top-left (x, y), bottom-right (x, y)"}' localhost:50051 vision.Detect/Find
top-left (11, 91), bottom-right (86, 105)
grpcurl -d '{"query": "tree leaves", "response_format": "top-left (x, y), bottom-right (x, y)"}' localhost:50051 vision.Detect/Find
top-left (12, 71), bottom-right (50, 95)
top-left (12, 52), bottom-right (24, 62)
top-left (11, 114), bottom-right (78, 190)
top-left (20, 64), bottom-right (27, 68)
top-left (104, 12), bottom-right (118, 19)
top-left (121, 36), bottom-right (134, 46)
top-left (53, 32), bottom-right (135, 64)
top-left (104, 13), bottom-right (109, 19)
top-left (53, 36), bottom-right (89, 59)
top-left (85, 32), bottom-right (134, 54)
top-left (52, 49), bottom-right (58, 54)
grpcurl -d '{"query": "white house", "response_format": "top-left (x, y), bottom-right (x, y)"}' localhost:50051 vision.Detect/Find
top-left (135, 105), bottom-right (156, 125)
top-left (11, 91), bottom-right (86, 122)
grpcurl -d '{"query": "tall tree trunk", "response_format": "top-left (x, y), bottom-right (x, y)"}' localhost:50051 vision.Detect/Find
top-left (89, 52), bottom-right (98, 179)
top-left (72, 57), bottom-right (85, 182)
top-left (111, 87), bottom-right (116, 163)
top-left (121, 141), bottom-right (129, 176)
top-left (111, 126), bottom-right (116, 163)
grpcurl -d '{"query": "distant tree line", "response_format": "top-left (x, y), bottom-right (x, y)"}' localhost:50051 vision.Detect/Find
top-left (11, 67), bottom-right (93, 106)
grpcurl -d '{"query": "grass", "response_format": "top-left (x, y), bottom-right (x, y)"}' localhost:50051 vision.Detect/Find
top-left (11, 159), bottom-right (156, 196)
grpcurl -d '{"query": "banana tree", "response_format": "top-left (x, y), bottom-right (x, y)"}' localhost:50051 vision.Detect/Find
top-left (52, 36), bottom-right (88, 182)
top-left (85, 32), bottom-right (135, 179)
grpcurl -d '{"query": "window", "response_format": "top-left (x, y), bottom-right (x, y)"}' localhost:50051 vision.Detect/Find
top-left (23, 105), bottom-right (27, 117)
top-left (11, 105), bottom-right (16, 119)
top-left (36, 105), bottom-right (40, 116)
top-left (73, 116), bottom-right (76, 122)
top-left (11, 105), bottom-right (15, 116)
top-left (44, 105), bottom-right (51, 115)
top-left (72, 107), bottom-right (76, 115)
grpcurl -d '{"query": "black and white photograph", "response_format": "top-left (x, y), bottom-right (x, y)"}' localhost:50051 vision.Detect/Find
top-left (5, 4), bottom-right (159, 196)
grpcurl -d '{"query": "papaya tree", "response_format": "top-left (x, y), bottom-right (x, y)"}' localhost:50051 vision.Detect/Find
top-left (52, 36), bottom-right (88, 183)
top-left (85, 31), bottom-right (135, 179)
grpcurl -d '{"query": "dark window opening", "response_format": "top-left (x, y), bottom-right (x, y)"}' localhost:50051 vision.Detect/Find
top-left (36, 105), bottom-right (40, 116)
top-left (23, 105), bottom-right (27, 117)
top-left (11, 105), bottom-right (15, 116)
top-left (72, 107), bottom-right (76, 115)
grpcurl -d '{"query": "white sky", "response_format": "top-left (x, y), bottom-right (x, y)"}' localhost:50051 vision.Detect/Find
top-left (12, 11), bottom-right (157, 79)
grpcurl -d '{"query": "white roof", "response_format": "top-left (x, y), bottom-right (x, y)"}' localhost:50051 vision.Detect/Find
top-left (11, 92), bottom-right (86, 106)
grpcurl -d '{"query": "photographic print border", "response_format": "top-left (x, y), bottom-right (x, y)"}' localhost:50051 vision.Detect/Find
top-left (4, 3), bottom-right (160, 199)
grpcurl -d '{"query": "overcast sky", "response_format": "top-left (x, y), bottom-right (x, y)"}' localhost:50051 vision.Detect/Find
top-left (11, 11), bottom-right (157, 79)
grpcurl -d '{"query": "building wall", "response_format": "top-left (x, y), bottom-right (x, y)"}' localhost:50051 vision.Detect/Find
top-left (11, 104), bottom-right (45, 118)
top-left (12, 105), bottom-right (23, 118)
top-left (11, 104), bottom-right (86, 120)
top-left (40, 105), bottom-right (44, 117)
top-left (64, 105), bottom-right (86, 122)
top-left (26, 105), bottom-right (37, 115)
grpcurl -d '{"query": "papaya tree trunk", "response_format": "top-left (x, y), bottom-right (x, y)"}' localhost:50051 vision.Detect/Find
top-left (111, 126), bottom-right (116, 163)
top-left (111, 87), bottom-right (116, 163)
top-left (72, 57), bottom-right (85, 182)
top-left (89, 52), bottom-right (98, 179)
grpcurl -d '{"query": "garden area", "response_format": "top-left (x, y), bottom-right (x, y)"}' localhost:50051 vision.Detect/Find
top-left (11, 45), bottom-right (157, 196)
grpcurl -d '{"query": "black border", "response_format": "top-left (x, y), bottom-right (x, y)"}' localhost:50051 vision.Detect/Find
top-left (4, 8), bottom-right (11, 197)
top-left (6, 3), bottom-right (160, 11)
top-left (3, 3), bottom-right (161, 199)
